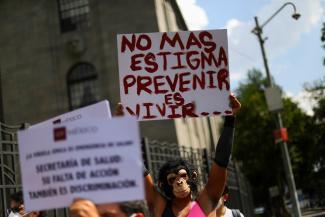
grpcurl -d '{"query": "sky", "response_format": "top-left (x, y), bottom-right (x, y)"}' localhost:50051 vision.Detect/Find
top-left (176, 0), bottom-right (325, 115)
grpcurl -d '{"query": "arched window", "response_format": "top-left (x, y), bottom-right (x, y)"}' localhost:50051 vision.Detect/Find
top-left (67, 63), bottom-right (99, 110)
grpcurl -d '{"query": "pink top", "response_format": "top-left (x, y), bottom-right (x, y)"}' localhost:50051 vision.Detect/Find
top-left (187, 201), bottom-right (205, 217)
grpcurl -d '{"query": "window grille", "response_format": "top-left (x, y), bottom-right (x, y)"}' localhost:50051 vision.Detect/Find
top-left (57, 0), bottom-right (90, 33)
top-left (67, 63), bottom-right (99, 110)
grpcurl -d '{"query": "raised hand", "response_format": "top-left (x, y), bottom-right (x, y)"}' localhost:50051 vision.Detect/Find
top-left (69, 199), bottom-right (100, 217)
top-left (115, 103), bottom-right (125, 116)
top-left (229, 93), bottom-right (241, 115)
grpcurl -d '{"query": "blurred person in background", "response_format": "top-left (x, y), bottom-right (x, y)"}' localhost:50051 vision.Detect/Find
top-left (7, 191), bottom-right (47, 217)
top-left (214, 186), bottom-right (244, 217)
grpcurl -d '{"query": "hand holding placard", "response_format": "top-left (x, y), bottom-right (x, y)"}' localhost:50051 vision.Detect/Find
top-left (115, 103), bottom-right (125, 117)
top-left (229, 93), bottom-right (241, 115)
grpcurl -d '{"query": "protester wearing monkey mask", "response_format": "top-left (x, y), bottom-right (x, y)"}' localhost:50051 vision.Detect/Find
top-left (116, 94), bottom-right (241, 217)
top-left (157, 159), bottom-right (203, 217)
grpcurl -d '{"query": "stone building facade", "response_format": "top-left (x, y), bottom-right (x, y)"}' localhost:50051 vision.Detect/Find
top-left (0, 0), bottom-right (221, 150)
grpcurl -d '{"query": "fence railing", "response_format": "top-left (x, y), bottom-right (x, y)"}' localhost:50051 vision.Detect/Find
top-left (142, 138), bottom-right (210, 191)
top-left (0, 123), bottom-right (254, 217)
top-left (0, 123), bottom-right (26, 217)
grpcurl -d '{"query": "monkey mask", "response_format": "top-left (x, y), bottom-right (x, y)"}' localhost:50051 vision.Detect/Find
top-left (158, 160), bottom-right (198, 199)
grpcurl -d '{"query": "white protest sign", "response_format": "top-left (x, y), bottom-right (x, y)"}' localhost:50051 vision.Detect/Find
top-left (31, 100), bottom-right (112, 128)
top-left (117, 29), bottom-right (231, 121)
top-left (18, 117), bottom-right (144, 211)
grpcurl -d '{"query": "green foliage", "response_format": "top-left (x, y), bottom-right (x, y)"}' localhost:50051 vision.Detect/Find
top-left (281, 98), bottom-right (315, 191)
top-left (234, 69), bottom-right (280, 204)
top-left (233, 69), bottom-right (319, 206)
top-left (304, 77), bottom-right (325, 197)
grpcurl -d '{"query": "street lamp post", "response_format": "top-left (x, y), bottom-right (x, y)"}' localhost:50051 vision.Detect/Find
top-left (252, 2), bottom-right (302, 217)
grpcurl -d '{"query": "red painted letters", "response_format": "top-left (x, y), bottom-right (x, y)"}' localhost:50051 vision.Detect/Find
top-left (119, 30), bottom-right (230, 120)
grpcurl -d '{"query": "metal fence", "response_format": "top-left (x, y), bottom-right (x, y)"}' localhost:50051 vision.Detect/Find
top-left (0, 122), bottom-right (69, 217)
top-left (0, 123), bottom-right (254, 217)
top-left (0, 123), bottom-right (25, 217)
top-left (142, 138), bottom-right (210, 190)
top-left (227, 160), bottom-right (255, 216)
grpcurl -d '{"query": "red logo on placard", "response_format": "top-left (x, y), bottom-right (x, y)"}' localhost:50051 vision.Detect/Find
top-left (54, 127), bottom-right (66, 141)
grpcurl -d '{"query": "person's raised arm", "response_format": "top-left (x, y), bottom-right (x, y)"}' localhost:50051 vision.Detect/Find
top-left (198, 94), bottom-right (241, 212)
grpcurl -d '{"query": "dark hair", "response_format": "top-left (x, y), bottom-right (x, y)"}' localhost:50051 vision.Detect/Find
top-left (10, 191), bottom-right (23, 204)
top-left (10, 191), bottom-right (47, 217)
top-left (222, 185), bottom-right (229, 195)
top-left (119, 201), bottom-right (148, 216)
top-left (38, 211), bottom-right (47, 217)
top-left (158, 159), bottom-right (198, 199)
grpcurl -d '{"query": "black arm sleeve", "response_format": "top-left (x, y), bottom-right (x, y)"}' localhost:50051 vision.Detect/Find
top-left (213, 116), bottom-right (235, 168)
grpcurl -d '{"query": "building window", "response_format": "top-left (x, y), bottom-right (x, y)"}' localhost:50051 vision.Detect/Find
top-left (57, 0), bottom-right (90, 33)
top-left (67, 63), bottom-right (99, 110)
